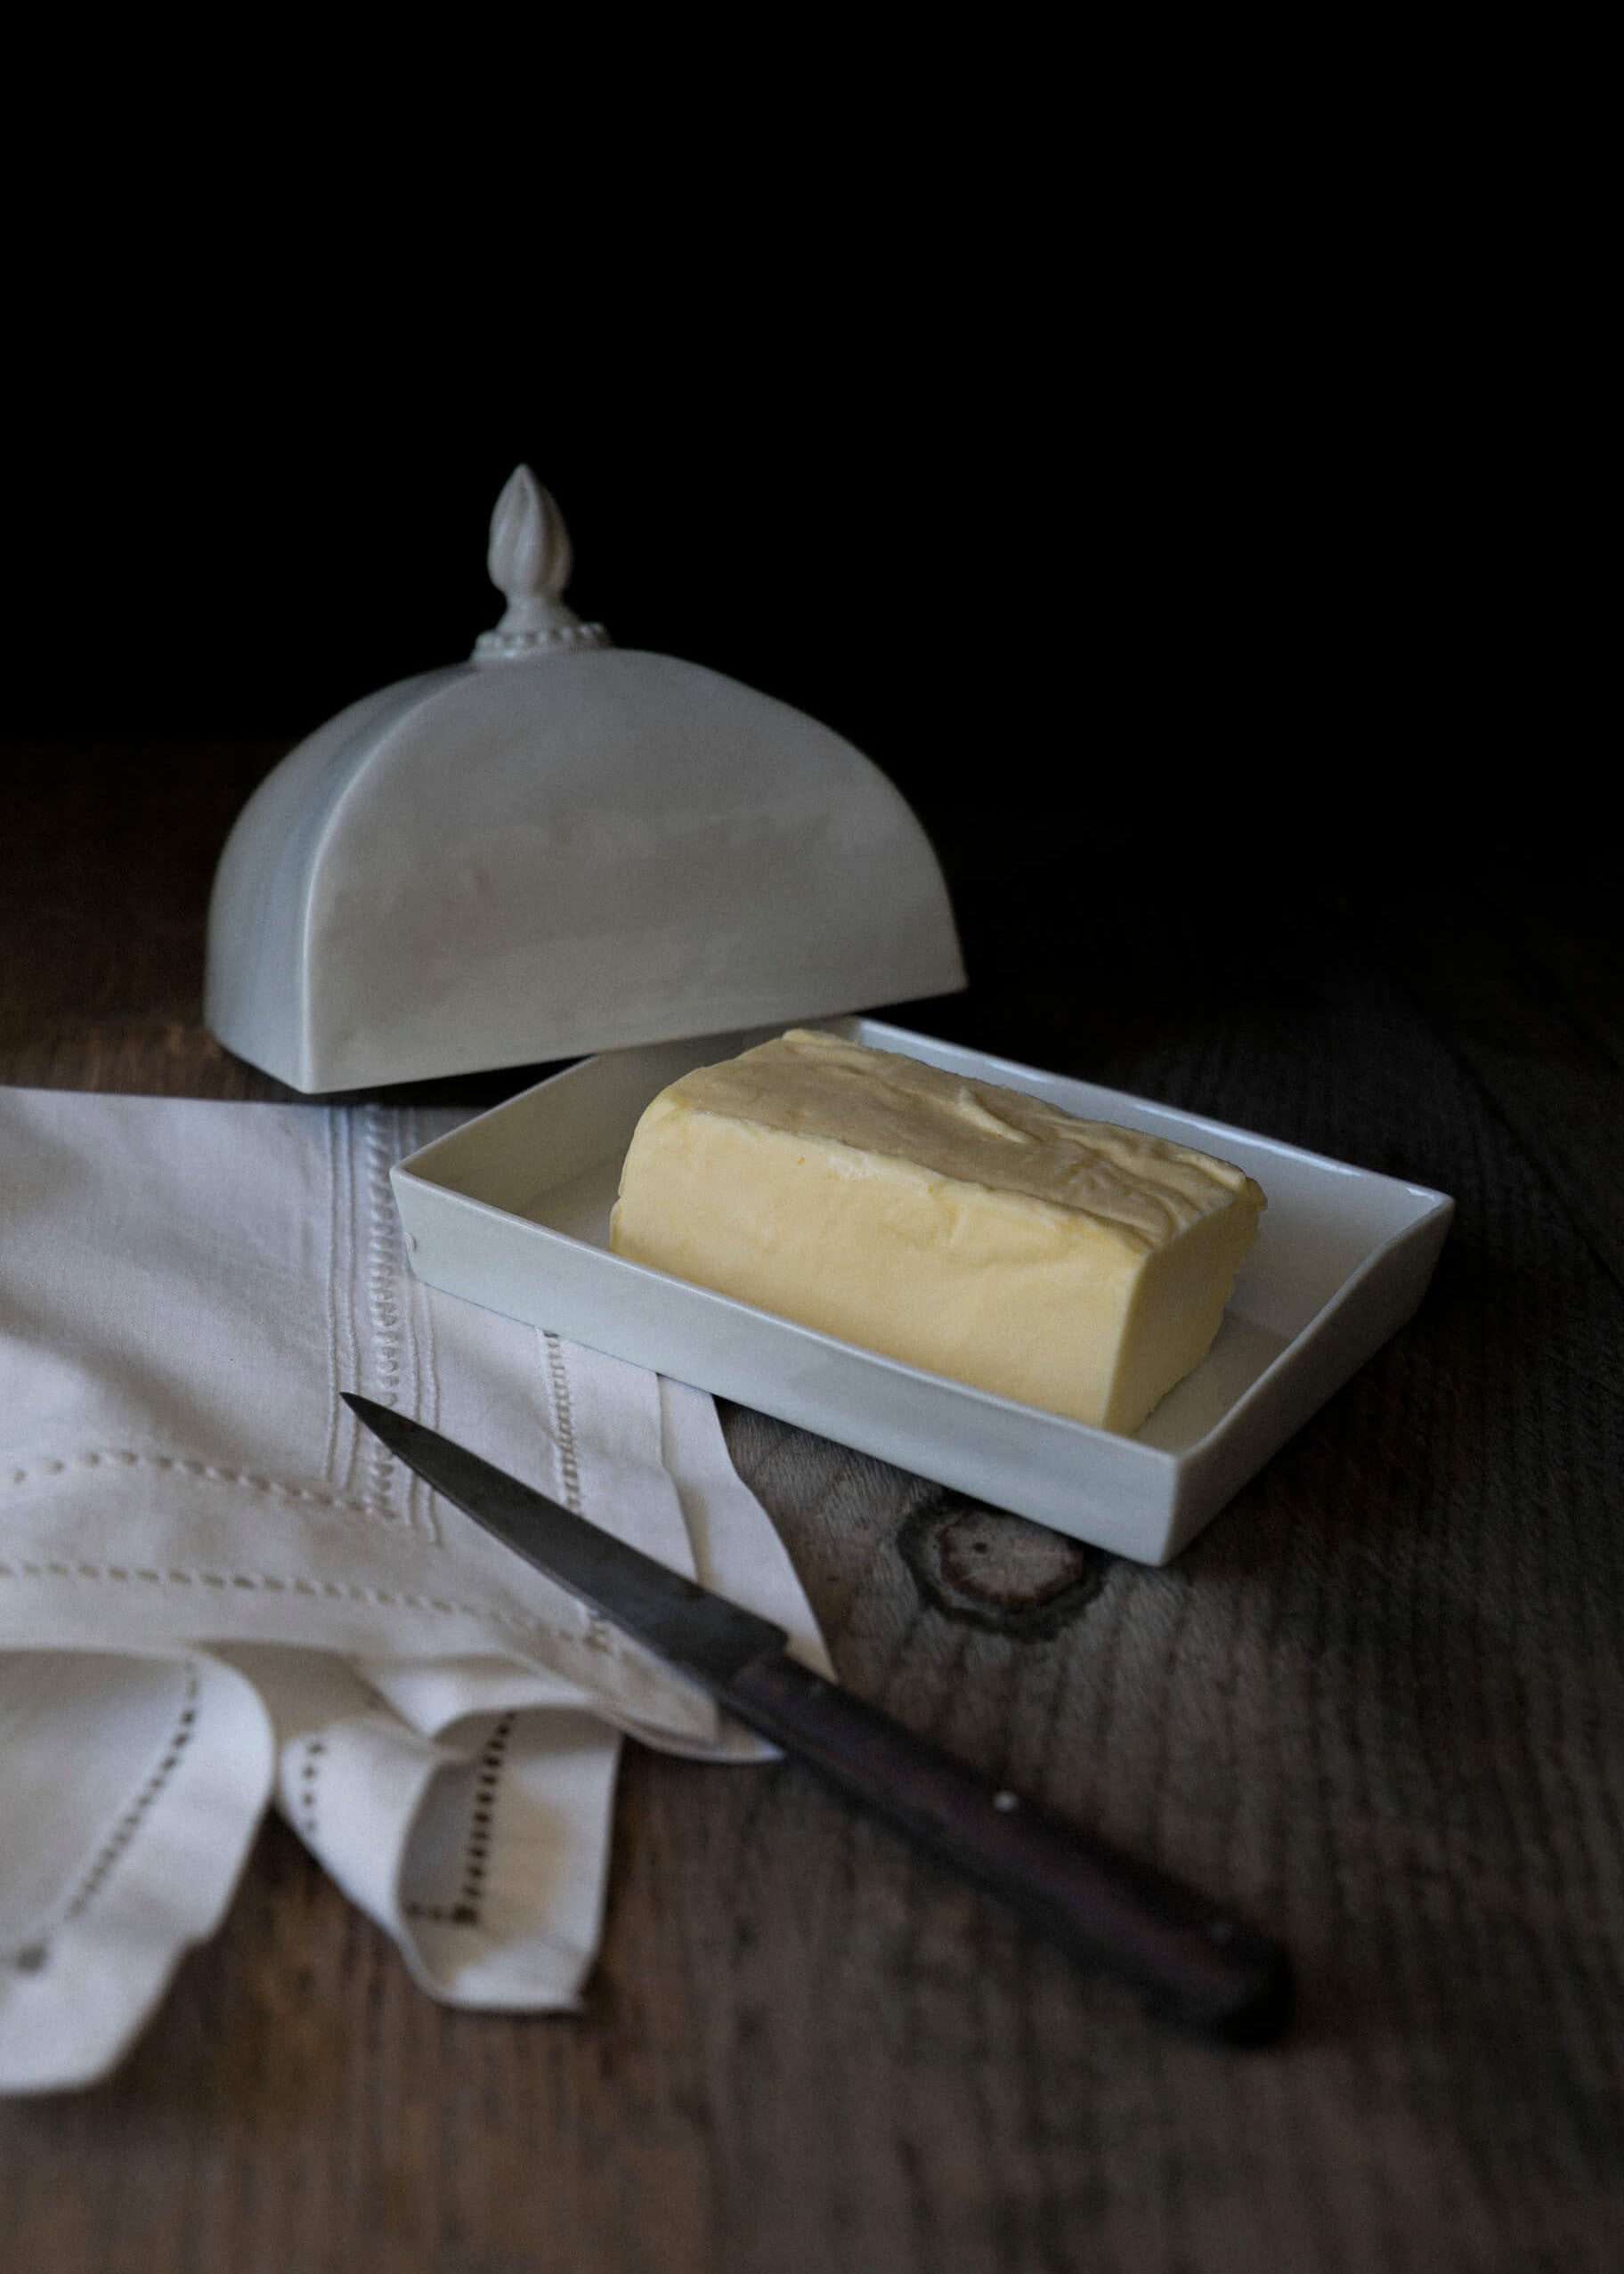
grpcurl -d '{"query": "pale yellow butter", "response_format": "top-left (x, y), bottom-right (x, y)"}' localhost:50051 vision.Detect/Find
top-left (609, 1029), bottom-right (1264, 1434)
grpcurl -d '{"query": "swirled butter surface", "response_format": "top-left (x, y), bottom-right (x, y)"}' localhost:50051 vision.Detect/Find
top-left (610, 1029), bottom-right (1265, 1433)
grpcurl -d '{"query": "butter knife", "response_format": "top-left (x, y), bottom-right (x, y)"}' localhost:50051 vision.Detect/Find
top-left (344, 1393), bottom-right (1293, 2042)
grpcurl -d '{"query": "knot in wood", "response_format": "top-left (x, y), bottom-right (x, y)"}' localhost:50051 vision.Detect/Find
top-left (901, 1493), bottom-right (1108, 1637)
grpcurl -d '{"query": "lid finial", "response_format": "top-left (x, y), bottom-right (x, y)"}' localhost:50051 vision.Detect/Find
top-left (474, 467), bottom-right (609, 662)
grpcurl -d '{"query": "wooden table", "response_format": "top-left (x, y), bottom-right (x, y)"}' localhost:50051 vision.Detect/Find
top-left (2, 743), bottom-right (1620, 2272)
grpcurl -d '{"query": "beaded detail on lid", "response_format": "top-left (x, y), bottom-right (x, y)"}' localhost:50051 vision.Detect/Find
top-left (473, 467), bottom-right (608, 662)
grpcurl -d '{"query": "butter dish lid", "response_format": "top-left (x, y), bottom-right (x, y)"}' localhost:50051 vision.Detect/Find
top-left (204, 467), bottom-right (966, 1094)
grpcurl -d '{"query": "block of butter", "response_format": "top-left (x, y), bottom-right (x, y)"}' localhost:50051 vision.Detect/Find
top-left (609, 1029), bottom-right (1265, 1434)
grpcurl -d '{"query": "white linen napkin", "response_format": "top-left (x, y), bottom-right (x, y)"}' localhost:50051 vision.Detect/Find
top-left (0, 1084), bottom-right (831, 2094)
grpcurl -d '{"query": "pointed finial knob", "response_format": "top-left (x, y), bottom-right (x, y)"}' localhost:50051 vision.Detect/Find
top-left (474, 467), bottom-right (609, 662)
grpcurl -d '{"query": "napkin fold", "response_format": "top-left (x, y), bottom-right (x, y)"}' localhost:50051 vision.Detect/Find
top-left (0, 1086), bottom-right (830, 2093)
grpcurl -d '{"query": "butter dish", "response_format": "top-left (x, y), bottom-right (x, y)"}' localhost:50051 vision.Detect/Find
top-left (390, 1019), bottom-right (1454, 1564)
top-left (204, 470), bottom-right (963, 1093)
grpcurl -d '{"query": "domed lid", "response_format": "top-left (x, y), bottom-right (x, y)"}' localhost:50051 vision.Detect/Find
top-left (204, 468), bottom-right (965, 1093)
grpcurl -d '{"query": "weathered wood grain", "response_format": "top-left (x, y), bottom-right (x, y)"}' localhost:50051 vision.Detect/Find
top-left (2, 746), bottom-right (1620, 2271)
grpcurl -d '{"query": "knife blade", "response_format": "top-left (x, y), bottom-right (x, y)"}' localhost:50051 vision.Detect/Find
top-left (343, 1392), bottom-right (1293, 2043)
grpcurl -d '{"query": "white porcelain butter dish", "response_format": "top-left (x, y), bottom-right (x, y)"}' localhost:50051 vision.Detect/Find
top-left (389, 1019), bottom-right (1454, 1563)
top-left (205, 468), bottom-right (965, 1092)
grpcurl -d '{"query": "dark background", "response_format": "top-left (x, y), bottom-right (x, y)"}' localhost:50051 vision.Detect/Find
top-left (0, 174), bottom-right (1587, 907)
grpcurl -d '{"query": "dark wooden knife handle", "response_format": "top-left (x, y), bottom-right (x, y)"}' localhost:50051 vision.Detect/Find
top-left (724, 1648), bottom-right (1293, 2043)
